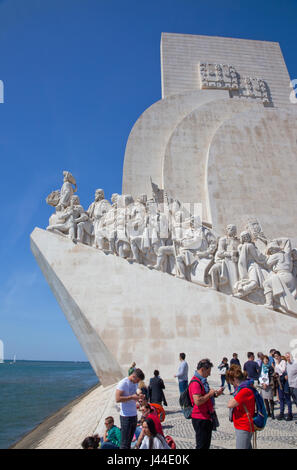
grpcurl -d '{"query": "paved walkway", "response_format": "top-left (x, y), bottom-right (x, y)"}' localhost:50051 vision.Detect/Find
top-left (15, 379), bottom-right (297, 449)
top-left (161, 380), bottom-right (297, 449)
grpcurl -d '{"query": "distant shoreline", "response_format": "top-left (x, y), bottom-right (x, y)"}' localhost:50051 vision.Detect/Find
top-left (10, 383), bottom-right (100, 449)
top-left (2, 360), bottom-right (90, 363)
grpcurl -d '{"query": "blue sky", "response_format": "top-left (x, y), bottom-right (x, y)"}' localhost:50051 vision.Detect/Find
top-left (0, 0), bottom-right (296, 361)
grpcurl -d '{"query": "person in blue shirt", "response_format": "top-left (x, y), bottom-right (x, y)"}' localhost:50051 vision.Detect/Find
top-left (230, 353), bottom-right (241, 367)
top-left (243, 352), bottom-right (260, 382)
top-left (268, 349), bottom-right (276, 368)
top-left (174, 352), bottom-right (189, 394)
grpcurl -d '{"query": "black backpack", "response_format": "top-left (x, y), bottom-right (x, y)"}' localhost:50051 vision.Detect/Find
top-left (179, 378), bottom-right (202, 419)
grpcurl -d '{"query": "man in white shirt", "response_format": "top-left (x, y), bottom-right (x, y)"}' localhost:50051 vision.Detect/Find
top-left (174, 352), bottom-right (189, 394)
top-left (116, 368), bottom-right (145, 448)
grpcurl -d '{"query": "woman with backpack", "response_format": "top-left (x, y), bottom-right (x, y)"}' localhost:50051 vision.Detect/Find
top-left (226, 367), bottom-right (256, 449)
top-left (139, 418), bottom-right (170, 449)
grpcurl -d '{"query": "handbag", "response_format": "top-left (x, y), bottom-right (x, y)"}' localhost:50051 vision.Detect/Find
top-left (243, 404), bottom-right (257, 449)
top-left (162, 390), bottom-right (168, 407)
top-left (210, 410), bottom-right (220, 431)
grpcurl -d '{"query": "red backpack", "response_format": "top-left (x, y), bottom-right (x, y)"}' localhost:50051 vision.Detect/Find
top-left (150, 403), bottom-right (166, 422)
top-left (165, 435), bottom-right (176, 449)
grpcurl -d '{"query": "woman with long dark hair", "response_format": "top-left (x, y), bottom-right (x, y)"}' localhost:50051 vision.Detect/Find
top-left (139, 418), bottom-right (170, 449)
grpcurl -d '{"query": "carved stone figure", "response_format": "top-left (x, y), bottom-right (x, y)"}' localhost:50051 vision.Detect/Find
top-left (47, 195), bottom-right (87, 241)
top-left (153, 214), bottom-right (216, 282)
top-left (76, 214), bottom-right (94, 246)
top-left (127, 194), bottom-right (149, 263)
top-left (233, 231), bottom-right (268, 299)
top-left (209, 224), bottom-right (239, 292)
top-left (114, 194), bottom-right (133, 258)
top-left (96, 193), bottom-right (119, 253)
top-left (76, 189), bottom-right (110, 247)
top-left (263, 239), bottom-right (297, 314)
top-left (292, 249), bottom-right (297, 278)
top-left (46, 171), bottom-right (77, 226)
top-left (145, 200), bottom-right (167, 261)
top-left (150, 208), bottom-right (184, 274)
top-left (176, 219), bottom-right (217, 282)
top-left (59, 171), bottom-right (77, 210)
top-left (86, 189), bottom-right (111, 248)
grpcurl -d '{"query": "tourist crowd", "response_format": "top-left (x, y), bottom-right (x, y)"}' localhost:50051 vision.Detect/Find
top-left (81, 349), bottom-right (297, 450)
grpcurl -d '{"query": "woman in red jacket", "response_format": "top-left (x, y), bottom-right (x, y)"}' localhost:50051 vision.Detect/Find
top-left (227, 367), bottom-right (256, 449)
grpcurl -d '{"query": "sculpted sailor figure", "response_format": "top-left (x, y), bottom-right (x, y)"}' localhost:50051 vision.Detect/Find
top-left (145, 198), bottom-right (167, 262)
top-left (263, 239), bottom-right (297, 314)
top-left (209, 224), bottom-right (239, 292)
top-left (292, 249), bottom-right (297, 278)
top-left (76, 189), bottom-right (111, 247)
top-left (127, 194), bottom-right (149, 263)
top-left (47, 195), bottom-right (88, 242)
top-left (115, 194), bottom-right (133, 259)
top-left (58, 171), bottom-right (77, 210)
top-left (233, 231), bottom-right (268, 299)
top-left (150, 207), bottom-right (184, 274)
top-left (96, 193), bottom-right (119, 253)
top-left (46, 170), bottom-right (77, 225)
top-left (151, 212), bottom-right (216, 281)
top-left (174, 217), bottom-right (217, 281)
top-left (149, 199), bottom-right (188, 273)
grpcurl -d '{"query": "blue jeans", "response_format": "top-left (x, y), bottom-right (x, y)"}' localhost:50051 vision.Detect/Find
top-left (120, 415), bottom-right (137, 449)
top-left (179, 380), bottom-right (188, 394)
top-left (290, 387), bottom-right (297, 408)
top-left (134, 425), bottom-right (142, 440)
top-left (221, 375), bottom-right (231, 392)
top-left (101, 441), bottom-right (119, 449)
top-left (130, 425), bottom-right (142, 449)
top-left (278, 385), bottom-right (292, 415)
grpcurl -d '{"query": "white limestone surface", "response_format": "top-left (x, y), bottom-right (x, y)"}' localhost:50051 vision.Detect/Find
top-left (206, 106), bottom-right (297, 242)
top-left (122, 89), bottom-right (227, 199)
top-left (163, 98), bottom-right (262, 221)
top-left (31, 228), bottom-right (297, 385)
top-left (161, 33), bottom-right (292, 107)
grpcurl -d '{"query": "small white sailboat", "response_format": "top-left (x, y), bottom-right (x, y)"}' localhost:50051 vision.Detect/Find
top-left (10, 354), bottom-right (16, 365)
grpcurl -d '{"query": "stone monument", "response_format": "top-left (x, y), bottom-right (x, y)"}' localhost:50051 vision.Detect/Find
top-left (31, 34), bottom-right (297, 386)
